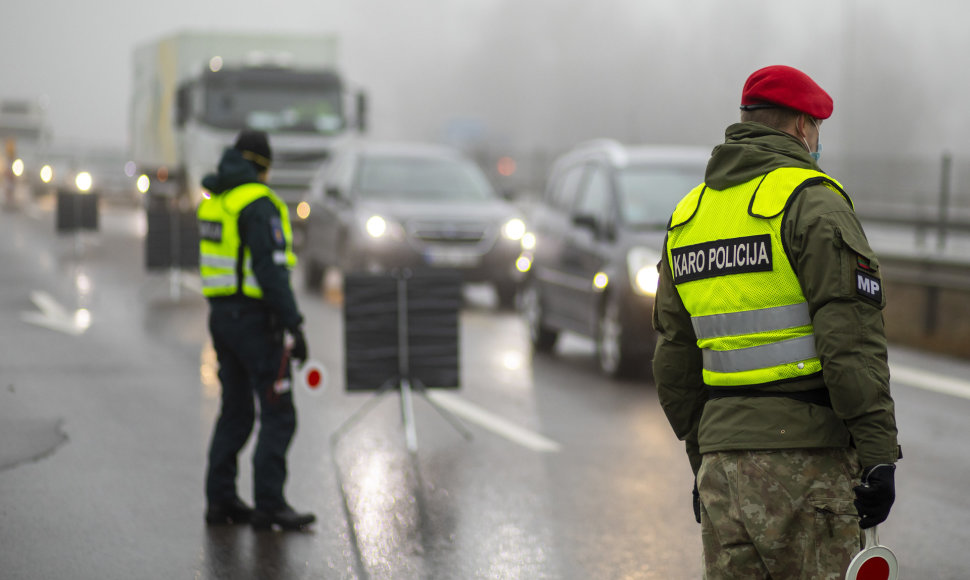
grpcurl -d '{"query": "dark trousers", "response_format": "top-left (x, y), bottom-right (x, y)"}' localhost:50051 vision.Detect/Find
top-left (204, 301), bottom-right (296, 511)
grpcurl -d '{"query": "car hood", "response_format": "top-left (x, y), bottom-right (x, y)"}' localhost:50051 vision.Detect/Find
top-left (354, 198), bottom-right (520, 224)
top-left (618, 227), bottom-right (668, 254)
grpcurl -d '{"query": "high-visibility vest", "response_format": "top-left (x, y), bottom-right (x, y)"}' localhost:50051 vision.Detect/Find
top-left (197, 183), bottom-right (297, 299)
top-left (666, 167), bottom-right (851, 387)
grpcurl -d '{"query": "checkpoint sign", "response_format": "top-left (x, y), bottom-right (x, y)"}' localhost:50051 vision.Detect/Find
top-left (845, 526), bottom-right (897, 580)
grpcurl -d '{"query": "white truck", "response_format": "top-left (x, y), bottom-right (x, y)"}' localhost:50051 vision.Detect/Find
top-left (130, 30), bottom-right (367, 216)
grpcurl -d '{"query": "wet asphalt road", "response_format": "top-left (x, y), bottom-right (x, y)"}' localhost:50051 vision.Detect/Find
top-left (1, 197), bottom-right (969, 579)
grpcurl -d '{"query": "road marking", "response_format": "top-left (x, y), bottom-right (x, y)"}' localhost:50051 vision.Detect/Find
top-left (890, 363), bottom-right (970, 400)
top-left (425, 391), bottom-right (561, 453)
top-left (21, 291), bottom-right (88, 336)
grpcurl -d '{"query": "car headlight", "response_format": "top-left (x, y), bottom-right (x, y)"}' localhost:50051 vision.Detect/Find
top-left (362, 214), bottom-right (405, 241)
top-left (136, 174), bottom-right (151, 194)
top-left (501, 217), bottom-right (526, 241)
top-left (75, 171), bottom-right (93, 193)
top-left (521, 231), bottom-right (536, 250)
top-left (365, 215), bottom-right (387, 237)
top-left (627, 246), bottom-right (661, 296)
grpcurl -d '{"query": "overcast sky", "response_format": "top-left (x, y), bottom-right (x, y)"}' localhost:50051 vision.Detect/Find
top-left (2, 0), bottom-right (968, 197)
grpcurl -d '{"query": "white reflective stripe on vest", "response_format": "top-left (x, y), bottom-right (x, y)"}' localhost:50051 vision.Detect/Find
top-left (702, 334), bottom-right (818, 373)
top-left (200, 255), bottom-right (237, 269)
top-left (691, 303), bottom-right (812, 339)
top-left (202, 275), bottom-right (237, 288)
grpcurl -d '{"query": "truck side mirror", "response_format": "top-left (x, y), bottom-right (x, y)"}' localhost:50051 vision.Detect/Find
top-left (175, 85), bottom-right (191, 127)
top-left (573, 213), bottom-right (598, 232)
top-left (355, 91), bottom-right (368, 133)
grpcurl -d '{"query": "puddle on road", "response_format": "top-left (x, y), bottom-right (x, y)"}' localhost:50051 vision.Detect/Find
top-left (0, 416), bottom-right (68, 472)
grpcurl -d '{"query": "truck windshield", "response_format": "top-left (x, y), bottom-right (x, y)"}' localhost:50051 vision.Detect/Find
top-left (616, 165), bottom-right (703, 228)
top-left (355, 155), bottom-right (495, 202)
top-left (202, 71), bottom-right (344, 134)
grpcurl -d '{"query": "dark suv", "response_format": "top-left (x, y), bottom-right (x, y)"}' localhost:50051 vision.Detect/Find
top-left (299, 140), bottom-right (526, 307)
top-left (518, 139), bottom-right (708, 378)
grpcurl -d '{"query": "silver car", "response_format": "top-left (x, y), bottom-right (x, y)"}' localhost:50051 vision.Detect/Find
top-left (518, 139), bottom-right (709, 378)
top-left (299, 140), bottom-right (526, 307)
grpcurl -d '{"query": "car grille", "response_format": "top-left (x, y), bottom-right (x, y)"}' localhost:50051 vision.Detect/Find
top-left (407, 220), bottom-right (495, 250)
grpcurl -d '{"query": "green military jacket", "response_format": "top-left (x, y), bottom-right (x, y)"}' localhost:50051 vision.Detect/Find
top-left (653, 122), bottom-right (900, 475)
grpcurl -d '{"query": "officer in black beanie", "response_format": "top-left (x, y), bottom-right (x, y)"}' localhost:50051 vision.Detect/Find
top-left (198, 129), bottom-right (315, 530)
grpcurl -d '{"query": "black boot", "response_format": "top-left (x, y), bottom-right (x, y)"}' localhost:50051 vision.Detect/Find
top-left (205, 497), bottom-right (254, 525)
top-left (251, 505), bottom-right (316, 531)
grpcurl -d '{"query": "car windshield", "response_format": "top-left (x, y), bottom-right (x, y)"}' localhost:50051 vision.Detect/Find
top-left (616, 164), bottom-right (704, 227)
top-left (355, 155), bottom-right (495, 201)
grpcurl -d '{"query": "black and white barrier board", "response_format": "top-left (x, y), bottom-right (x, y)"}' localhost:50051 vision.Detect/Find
top-left (334, 268), bottom-right (470, 452)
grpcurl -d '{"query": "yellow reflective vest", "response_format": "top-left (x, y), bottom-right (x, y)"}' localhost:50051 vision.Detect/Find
top-left (666, 167), bottom-right (851, 387)
top-left (197, 183), bottom-right (297, 299)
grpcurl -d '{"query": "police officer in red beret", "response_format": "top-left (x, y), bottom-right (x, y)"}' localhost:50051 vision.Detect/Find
top-left (653, 65), bottom-right (900, 578)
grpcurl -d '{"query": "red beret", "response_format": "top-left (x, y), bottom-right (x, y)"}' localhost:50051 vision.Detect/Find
top-left (740, 65), bottom-right (833, 120)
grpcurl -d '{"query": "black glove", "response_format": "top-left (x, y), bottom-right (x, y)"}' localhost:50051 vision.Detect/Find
top-left (289, 328), bottom-right (308, 366)
top-left (853, 464), bottom-right (896, 529)
top-left (692, 479), bottom-right (701, 524)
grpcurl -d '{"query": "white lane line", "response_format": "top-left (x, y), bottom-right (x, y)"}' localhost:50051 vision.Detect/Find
top-left (425, 391), bottom-right (561, 453)
top-left (890, 363), bottom-right (970, 400)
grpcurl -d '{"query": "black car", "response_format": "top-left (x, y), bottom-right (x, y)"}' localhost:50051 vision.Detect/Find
top-left (299, 141), bottom-right (526, 307)
top-left (518, 139), bottom-right (708, 378)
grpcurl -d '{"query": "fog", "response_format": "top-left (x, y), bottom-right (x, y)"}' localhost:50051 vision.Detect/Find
top-left (2, 0), bottom-right (968, 201)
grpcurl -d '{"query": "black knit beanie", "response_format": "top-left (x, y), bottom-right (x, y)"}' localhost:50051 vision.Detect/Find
top-left (234, 130), bottom-right (272, 170)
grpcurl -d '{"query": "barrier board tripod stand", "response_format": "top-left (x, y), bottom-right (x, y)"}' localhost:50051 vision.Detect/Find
top-left (330, 268), bottom-right (472, 454)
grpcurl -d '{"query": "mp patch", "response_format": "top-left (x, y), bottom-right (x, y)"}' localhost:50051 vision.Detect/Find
top-left (270, 216), bottom-right (285, 247)
top-left (856, 269), bottom-right (883, 303)
top-left (670, 234), bottom-right (773, 284)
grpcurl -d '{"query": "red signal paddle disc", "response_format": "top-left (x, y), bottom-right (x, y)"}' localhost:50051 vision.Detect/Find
top-left (845, 526), bottom-right (897, 580)
top-left (294, 360), bottom-right (328, 396)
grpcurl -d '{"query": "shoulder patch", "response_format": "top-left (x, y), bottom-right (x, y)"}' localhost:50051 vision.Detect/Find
top-left (670, 234), bottom-right (773, 284)
top-left (856, 269), bottom-right (883, 303)
top-left (269, 216), bottom-right (285, 247)
top-left (856, 254), bottom-right (874, 271)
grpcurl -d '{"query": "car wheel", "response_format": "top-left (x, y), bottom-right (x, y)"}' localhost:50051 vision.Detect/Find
top-left (520, 280), bottom-right (558, 352)
top-left (596, 291), bottom-right (641, 378)
top-left (494, 279), bottom-right (518, 311)
top-left (337, 238), bottom-right (360, 274)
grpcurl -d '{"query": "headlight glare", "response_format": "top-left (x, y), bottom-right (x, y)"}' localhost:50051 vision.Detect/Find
top-left (136, 174), bottom-right (150, 193)
top-left (521, 232), bottom-right (536, 250)
top-left (627, 246), bottom-right (662, 296)
top-left (365, 215), bottom-right (387, 238)
top-left (502, 217), bottom-right (526, 240)
top-left (75, 171), bottom-right (93, 192)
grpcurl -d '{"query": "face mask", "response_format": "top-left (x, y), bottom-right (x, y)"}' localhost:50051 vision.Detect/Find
top-left (803, 117), bottom-right (822, 162)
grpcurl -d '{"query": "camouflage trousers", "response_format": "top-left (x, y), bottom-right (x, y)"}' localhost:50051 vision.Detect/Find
top-left (697, 448), bottom-right (863, 580)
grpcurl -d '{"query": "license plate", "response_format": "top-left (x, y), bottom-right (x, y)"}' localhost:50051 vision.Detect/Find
top-left (424, 247), bottom-right (480, 267)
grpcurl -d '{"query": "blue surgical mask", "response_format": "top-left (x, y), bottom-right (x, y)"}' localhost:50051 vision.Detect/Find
top-left (809, 118), bottom-right (822, 162)
top-left (811, 142), bottom-right (822, 162)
